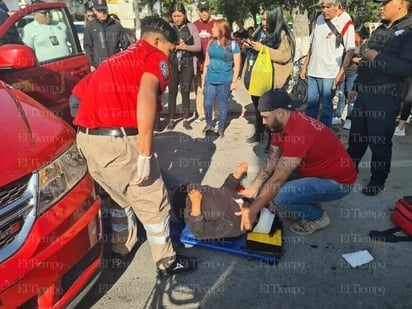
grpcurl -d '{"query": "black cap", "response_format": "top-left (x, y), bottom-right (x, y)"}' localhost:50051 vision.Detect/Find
top-left (258, 89), bottom-right (302, 112)
top-left (198, 0), bottom-right (210, 10)
top-left (90, 0), bottom-right (108, 10)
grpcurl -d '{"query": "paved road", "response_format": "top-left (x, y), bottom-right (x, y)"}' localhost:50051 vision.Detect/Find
top-left (77, 83), bottom-right (412, 309)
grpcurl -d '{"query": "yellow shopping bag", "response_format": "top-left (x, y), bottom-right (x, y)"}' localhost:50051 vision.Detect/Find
top-left (248, 46), bottom-right (273, 97)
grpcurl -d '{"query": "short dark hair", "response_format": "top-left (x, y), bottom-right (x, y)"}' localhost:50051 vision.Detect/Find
top-left (141, 16), bottom-right (179, 44)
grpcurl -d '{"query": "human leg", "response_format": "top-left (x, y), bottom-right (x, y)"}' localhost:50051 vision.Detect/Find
top-left (305, 76), bottom-right (321, 120)
top-left (347, 92), bottom-right (369, 171)
top-left (76, 133), bottom-right (189, 272)
top-left (273, 177), bottom-right (353, 221)
top-left (167, 64), bottom-right (180, 129)
top-left (203, 82), bottom-right (217, 132)
top-left (363, 93), bottom-right (401, 194)
top-left (195, 72), bottom-right (205, 120)
top-left (247, 95), bottom-right (264, 143)
top-left (334, 82), bottom-right (346, 121)
top-left (394, 100), bottom-right (412, 135)
top-left (180, 63), bottom-right (194, 129)
top-left (319, 78), bottom-right (335, 127)
top-left (216, 83), bottom-right (231, 137)
top-left (274, 177), bottom-right (353, 235)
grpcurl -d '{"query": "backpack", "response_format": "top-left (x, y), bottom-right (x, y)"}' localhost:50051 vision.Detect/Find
top-left (369, 196), bottom-right (412, 242)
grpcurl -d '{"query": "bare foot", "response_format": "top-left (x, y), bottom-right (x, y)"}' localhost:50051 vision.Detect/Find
top-left (233, 161), bottom-right (248, 179)
top-left (188, 189), bottom-right (202, 204)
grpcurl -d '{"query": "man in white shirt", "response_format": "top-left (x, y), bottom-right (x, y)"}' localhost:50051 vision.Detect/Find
top-left (23, 10), bottom-right (70, 62)
top-left (300, 0), bottom-right (355, 127)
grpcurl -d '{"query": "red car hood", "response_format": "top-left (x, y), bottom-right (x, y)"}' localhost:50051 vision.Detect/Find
top-left (0, 81), bottom-right (75, 187)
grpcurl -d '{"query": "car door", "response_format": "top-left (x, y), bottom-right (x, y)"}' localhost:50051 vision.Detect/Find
top-left (0, 2), bottom-right (89, 123)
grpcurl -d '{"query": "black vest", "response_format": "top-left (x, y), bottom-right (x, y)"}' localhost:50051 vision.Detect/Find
top-left (356, 17), bottom-right (412, 85)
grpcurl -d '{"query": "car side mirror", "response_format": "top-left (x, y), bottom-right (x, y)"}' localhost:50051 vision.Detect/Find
top-left (0, 44), bottom-right (38, 70)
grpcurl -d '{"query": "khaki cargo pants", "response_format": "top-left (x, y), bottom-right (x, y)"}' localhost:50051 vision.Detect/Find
top-left (77, 131), bottom-right (175, 270)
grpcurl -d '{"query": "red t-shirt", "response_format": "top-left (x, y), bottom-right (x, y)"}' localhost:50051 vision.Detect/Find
top-left (271, 111), bottom-right (357, 185)
top-left (74, 40), bottom-right (170, 128)
top-left (72, 72), bottom-right (93, 98)
top-left (193, 18), bottom-right (214, 70)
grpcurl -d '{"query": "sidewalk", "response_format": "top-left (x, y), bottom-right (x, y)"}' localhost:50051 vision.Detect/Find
top-left (78, 82), bottom-right (412, 309)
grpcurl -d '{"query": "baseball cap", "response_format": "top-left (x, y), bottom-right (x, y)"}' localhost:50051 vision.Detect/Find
top-left (198, 0), bottom-right (210, 10)
top-left (258, 89), bottom-right (302, 112)
top-left (90, 0), bottom-right (108, 10)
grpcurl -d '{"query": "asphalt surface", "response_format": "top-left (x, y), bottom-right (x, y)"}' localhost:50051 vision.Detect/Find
top-left (77, 82), bottom-right (412, 309)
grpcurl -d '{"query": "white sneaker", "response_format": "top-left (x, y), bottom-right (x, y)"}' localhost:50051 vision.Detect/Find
top-left (343, 119), bottom-right (351, 130)
top-left (332, 117), bottom-right (341, 125)
top-left (394, 126), bottom-right (406, 136)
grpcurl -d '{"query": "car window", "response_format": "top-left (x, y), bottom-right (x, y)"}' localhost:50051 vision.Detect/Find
top-left (15, 8), bottom-right (81, 63)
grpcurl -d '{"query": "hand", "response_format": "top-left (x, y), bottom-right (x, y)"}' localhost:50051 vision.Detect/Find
top-left (250, 41), bottom-right (263, 52)
top-left (233, 161), bottom-right (248, 179)
top-left (90, 65), bottom-right (96, 72)
top-left (238, 187), bottom-right (257, 199)
top-left (299, 66), bottom-right (307, 80)
top-left (235, 205), bottom-right (257, 231)
top-left (230, 81), bottom-right (237, 91)
top-left (362, 48), bottom-right (378, 61)
top-left (347, 90), bottom-right (358, 103)
top-left (131, 154), bottom-right (151, 185)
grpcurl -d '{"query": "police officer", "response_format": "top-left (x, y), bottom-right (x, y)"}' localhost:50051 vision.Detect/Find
top-left (347, 0), bottom-right (412, 196)
top-left (74, 17), bottom-right (198, 275)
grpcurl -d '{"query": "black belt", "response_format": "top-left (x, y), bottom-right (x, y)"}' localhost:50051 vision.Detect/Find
top-left (78, 126), bottom-right (138, 137)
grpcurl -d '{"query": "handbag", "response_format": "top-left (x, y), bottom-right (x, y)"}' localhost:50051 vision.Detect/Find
top-left (369, 196), bottom-right (412, 242)
top-left (247, 46), bottom-right (273, 97)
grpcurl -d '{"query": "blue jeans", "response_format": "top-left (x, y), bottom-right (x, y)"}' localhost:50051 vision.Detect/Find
top-left (335, 74), bottom-right (357, 119)
top-left (273, 176), bottom-right (353, 220)
top-left (305, 76), bottom-right (335, 127)
top-left (204, 82), bottom-right (231, 130)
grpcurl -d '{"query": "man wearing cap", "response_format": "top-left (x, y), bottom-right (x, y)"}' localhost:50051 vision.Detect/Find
top-left (237, 89), bottom-right (357, 235)
top-left (193, 0), bottom-right (215, 123)
top-left (84, 0), bottom-right (130, 71)
top-left (74, 17), bottom-right (198, 276)
top-left (347, 0), bottom-right (412, 196)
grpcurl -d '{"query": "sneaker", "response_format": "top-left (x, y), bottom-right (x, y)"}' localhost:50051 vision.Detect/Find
top-left (343, 119), bottom-right (351, 130)
top-left (394, 126), bottom-right (406, 136)
top-left (361, 182), bottom-right (385, 196)
top-left (110, 252), bottom-right (129, 271)
top-left (183, 120), bottom-right (192, 130)
top-left (218, 129), bottom-right (224, 138)
top-left (332, 117), bottom-right (341, 125)
top-left (289, 212), bottom-right (330, 235)
top-left (194, 117), bottom-right (205, 123)
top-left (202, 124), bottom-right (213, 133)
top-left (167, 120), bottom-right (174, 130)
top-left (158, 254), bottom-right (199, 276)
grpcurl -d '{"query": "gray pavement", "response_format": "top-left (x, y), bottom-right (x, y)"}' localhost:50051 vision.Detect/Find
top-left (78, 82), bottom-right (412, 309)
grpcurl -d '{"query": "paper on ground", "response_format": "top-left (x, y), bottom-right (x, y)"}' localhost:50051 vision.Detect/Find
top-left (342, 250), bottom-right (374, 268)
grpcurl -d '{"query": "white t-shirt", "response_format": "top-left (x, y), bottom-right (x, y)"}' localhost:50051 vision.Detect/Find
top-left (23, 20), bottom-right (70, 62)
top-left (307, 12), bottom-right (355, 78)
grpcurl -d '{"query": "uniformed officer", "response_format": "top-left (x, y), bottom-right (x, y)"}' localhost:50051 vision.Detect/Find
top-left (74, 16), bottom-right (198, 275)
top-left (347, 0), bottom-right (412, 196)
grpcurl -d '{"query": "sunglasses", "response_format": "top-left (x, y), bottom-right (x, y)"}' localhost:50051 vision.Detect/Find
top-left (87, 14), bottom-right (95, 18)
top-left (38, 10), bottom-right (51, 16)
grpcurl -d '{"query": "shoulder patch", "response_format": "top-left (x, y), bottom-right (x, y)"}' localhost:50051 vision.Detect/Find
top-left (159, 61), bottom-right (169, 79)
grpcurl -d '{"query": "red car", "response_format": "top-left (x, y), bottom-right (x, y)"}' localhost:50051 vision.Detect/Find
top-left (0, 2), bottom-right (103, 308)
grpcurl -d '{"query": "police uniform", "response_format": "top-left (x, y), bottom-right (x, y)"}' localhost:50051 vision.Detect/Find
top-left (347, 16), bottom-right (412, 191)
top-left (74, 40), bottom-right (176, 269)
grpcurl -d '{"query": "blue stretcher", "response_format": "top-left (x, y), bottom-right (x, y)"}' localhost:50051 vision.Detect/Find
top-left (170, 222), bottom-right (278, 264)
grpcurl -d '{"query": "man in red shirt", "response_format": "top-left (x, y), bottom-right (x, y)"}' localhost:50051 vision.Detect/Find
top-left (74, 17), bottom-right (198, 276)
top-left (238, 89), bottom-right (357, 235)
